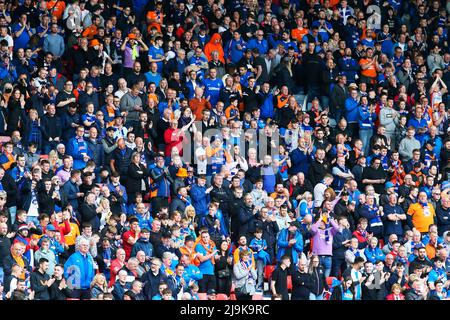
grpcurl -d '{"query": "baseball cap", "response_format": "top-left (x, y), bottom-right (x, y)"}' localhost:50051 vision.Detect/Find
top-left (385, 182), bottom-right (395, 189)
top-left (46, 225), bottom-right (56, 232)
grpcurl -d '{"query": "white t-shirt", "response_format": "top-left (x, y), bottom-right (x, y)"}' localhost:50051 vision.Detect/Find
top-left (195, 146), bottom-right (207, 174)
top-left (313, 182), bottom-right (327, 208)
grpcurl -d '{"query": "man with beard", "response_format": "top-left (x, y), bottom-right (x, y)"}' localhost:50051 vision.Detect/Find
top-left (229, 187), bottom-right (245, 244)
top-left (238, 193), bottom-right (260, 243)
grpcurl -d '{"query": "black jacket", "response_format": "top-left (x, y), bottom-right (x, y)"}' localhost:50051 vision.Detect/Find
top-left (291, 270), bottom-right (314, 300)
top-left (30, 269), bottom-right (50, 300)
top-left (309, 266), bottom-right (328, 295)
top-left (330, 283), bottom-right (355, 300)
top-left (238, 205), bottom-right (260, 240)
top-left (79, 203), bottom-right (100, 231)
top-left (330, 83), bottom-right (348, 112)
top-left (0, 173), bottom-right (18, 208)
top-left (142, 270), bottom-right (170, 299)
top-left (38, 188), bottom-right (61, 216)
top-left (49, 278), bottom-right (73, 300)
top-left (126, 163), bottom-right (149, 196)
top-left (41, 113), bottom-right (63, 141)
top-left (307, 160), bottom-right (331, 186)
top-left (0, 235), bottom-right (11, 268)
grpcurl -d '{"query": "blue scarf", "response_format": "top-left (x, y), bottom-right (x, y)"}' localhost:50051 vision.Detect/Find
top-left (178, 194), bottom-right (191, 207)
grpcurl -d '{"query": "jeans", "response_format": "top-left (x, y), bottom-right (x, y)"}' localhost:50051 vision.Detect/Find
top-left (319, 255), bottom-right (332, 277)
top-left (359, 129), bottom-right (373, 155)
top-left (256, 260), bottom-right (265, 291)
top-left (8, 206), bottom-right (17, 225)
top-left (309, 292), bottom-right (324, 300)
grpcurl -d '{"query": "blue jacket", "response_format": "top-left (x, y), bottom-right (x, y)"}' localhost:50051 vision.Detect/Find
top-left (338, 56), bottom-right (359, 83)
top-left (149, 166), bottom-right (172, 198)
top-left (131, 237), bottom-right (154, 257)
top-left (364, 246), bottom-right (386, 263)
top-left (345, 97), bottom-right (359, 123)
top-left (358, 105), bottom-right (377, 130)
top-left (289, 148), bottom-right (312, 175)
top-left (258, 92), bottom-right (274, 119)
top-left (64, 251), bottom-right (95, 290)
top-left (87, 138), bottom-right (105, 169)
top-left (277, 228), bottom-right (303, 265)
top-left (343, 24), bottom-right (360, 49)
top-left (247, 38), bottom-right (269, 55)
top-left (184, 80), bottom-right (203, 101)
top-left (67, 137), bottom-right (92, 170)
top-left (62, 179), bottom-right (80, 210)
top-left (225, 38), bottom-right (247, 64)
top-left (189, 184), bottom-right (210, 217)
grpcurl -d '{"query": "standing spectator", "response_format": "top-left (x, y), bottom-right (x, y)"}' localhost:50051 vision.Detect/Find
top-left (64, 238), bottom-right (96, 300)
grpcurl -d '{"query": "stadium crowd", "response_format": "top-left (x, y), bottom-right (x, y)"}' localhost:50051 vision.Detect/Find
top-left (0, 0), bottom-right (449, 301)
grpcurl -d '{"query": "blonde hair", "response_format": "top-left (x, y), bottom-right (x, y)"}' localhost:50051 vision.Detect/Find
top-left (90, 273), bottom-right (107, 291)
top-left (184, 205), bottom-right (196, 221)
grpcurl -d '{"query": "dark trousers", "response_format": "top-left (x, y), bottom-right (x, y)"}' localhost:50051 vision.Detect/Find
top-left (70, 289), bottom-right (91, 300)
top-left (331, 257), bottom-right (347, 278)
top-left (198, 274), bottom-right (216, 293)
top-left (347, 122), bottom-right (358, 140)
top-left (236, 292), bottom-right (252, 300)
top-left (216, 275), bottom-right (232, 295)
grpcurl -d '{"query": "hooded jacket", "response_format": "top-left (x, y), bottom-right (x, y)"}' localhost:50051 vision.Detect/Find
top-left (131, 237), bottom-right (154, 258)
top-left (204, 33), bottom-right (225, 63)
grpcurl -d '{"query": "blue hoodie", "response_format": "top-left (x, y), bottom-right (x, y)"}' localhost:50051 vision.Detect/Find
top-left (345, 97), bottom-right (359, 123)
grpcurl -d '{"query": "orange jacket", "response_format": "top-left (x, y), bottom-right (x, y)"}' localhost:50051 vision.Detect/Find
top-left (204, 33), bottom-right (225, 63)
top-left (47, 0), bottom-right (66, 20)
top-left (82, 25), bottom-right (98, 39)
